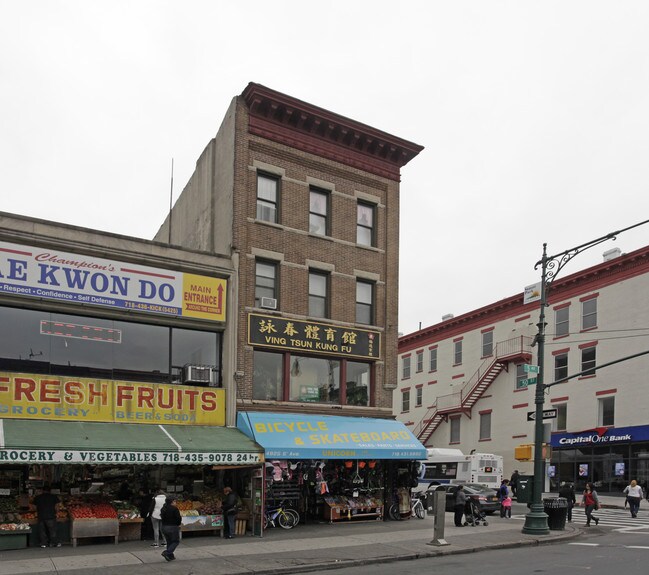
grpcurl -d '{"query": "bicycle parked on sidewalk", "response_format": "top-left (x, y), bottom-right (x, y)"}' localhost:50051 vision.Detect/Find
top-left (263, 499), bottom-right (299, 529)
top-left (388, 493), bottom-right (426, 520)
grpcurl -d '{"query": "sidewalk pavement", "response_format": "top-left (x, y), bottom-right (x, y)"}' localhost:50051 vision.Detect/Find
top-left (0, 495), bottom-right (625, 575)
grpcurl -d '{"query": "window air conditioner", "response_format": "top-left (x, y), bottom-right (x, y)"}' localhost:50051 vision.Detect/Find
top-left (260, 297), bottom-right (277, 310)
top-left (183, 365), bottom-right (216, 385)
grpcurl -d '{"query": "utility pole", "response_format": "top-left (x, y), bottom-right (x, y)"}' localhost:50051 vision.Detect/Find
top-left (522, 219), bottom-right (649, 535)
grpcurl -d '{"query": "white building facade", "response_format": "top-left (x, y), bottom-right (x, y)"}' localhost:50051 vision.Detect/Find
top-left (396, 245), bottom-right (649, 494)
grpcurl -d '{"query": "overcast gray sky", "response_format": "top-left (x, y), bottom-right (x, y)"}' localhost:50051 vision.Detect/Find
top-left (2, 1), bottom-right (648, 335)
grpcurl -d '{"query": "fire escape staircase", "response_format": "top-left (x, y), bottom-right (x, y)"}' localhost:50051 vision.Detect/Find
top-left (413, 336), bottom-right (533, 445)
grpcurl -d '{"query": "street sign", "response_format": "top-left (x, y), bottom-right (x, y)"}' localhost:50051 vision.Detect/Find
top-left (523, 364), bottom-right (539, 374)
top-left (519, 377), bottom-right (537, 387)
top-left (527, 409), bottom-right (558, 421)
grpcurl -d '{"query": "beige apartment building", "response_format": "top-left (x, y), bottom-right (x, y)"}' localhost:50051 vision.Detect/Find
top-left (397, 245), bottom-right (649, 494)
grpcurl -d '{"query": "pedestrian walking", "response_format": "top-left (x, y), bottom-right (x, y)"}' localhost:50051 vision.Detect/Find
top-left (148, 489), bottom-right (167, 547)
top-left (623, 479), bottom-right (644, 518)
top-left (160, 497), bottom-right (182, 561)
top-left (558, 481), bottom-right (576, 522)
top-left (454, 485), bottom-right (467, 527)
top-left (33, 485), bottom-right (61, 548)
top-left (499, 479), bottom-right (510, 518)
top-left (509, 470), bottom-right (519, 499)
top-left (501, 495), bottom-right (512, 518)
top-left (581, 482), bottom-right (600, 526)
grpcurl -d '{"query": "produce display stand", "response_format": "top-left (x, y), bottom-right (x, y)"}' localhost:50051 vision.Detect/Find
top-left (70, 518), bottom-right (119, 547)
top-left (181, 514), bottom-right (224, 538)
top-left (0, 528), bottom-right (32, 551)
top-left (323, 496), bottom-right (383, 523)
top-left (118, 518), bottom-right (143, 542)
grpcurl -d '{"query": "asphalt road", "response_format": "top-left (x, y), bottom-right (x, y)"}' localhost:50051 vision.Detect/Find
top-left (305, 526), bottom-right (649, 575)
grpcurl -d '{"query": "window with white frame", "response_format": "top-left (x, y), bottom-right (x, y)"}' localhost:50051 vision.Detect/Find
top-left (402, 389), bottom-right (410, 412)
top-left (416, 351), bottom-right (423, 373)
top-left (256, 173), bottom-right (279, 223)
top-left (356, 280), bottom-right (374, 325)
top-left (598, 396), bottom-right (614, 426)
top-left (582, 297), bottom-right (597, 330)
top-left (356, 201), bottom-right (375, 247)
top-left (554, 353), bottom-right (568, 382)
top-left (308, 270), bottom-right (328, 318)
top-left (450, 417), bottom-right (461, 443)
top-left (481, 330), bottom-right (494, 357)
top-left (581, 346), bottom-right (596, 376)
top-left (415, 386), bottom-right (423, 407)
top-left (429, 347), bottom-right (438, 371)
top-left (554, 404), bottom-right (567, 431)
top-left (402, 356), bottom-right (411, 379)
top-left (309, 188), bottom-right (329, 236)
top-left (255, 260), bottom-right (278, 307)
top-left (555, 306), bottom-right (569, 337)
top-left (479, 412), bottom-right (491, 440)
top-left (454, 340), bottom-right (463, 365)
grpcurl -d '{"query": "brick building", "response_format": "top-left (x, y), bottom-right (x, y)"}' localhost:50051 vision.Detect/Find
top-left (156, 83), bottom-right (423, 421)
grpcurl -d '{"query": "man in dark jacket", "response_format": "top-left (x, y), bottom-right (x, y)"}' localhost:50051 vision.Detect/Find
top-left (558, 482), bottom-right (576, 522)
top-left (34, 485), bottom-right (60, 547)
top-left (160, 497), bottom-right (182, 561)
top-left (222, 486), bottom-right (238, 539)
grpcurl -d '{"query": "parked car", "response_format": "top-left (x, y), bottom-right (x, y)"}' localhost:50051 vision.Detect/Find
top-left (441, 483), bottom-right (500, 514)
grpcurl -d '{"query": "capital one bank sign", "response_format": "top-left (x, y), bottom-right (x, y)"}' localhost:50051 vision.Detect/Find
top-left (552, 425), bottom-right (648, 448)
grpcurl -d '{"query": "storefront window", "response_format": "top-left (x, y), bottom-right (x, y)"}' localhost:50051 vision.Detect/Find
top-left (49, 314), bottom-right (117, 377)
top-left (111, 319), bottom-right (170, 382)
top-left (253, 350), bottom-right (283, 400)
top-left (171, 328), bottom-right (220, 385)
top-left (0, 305), bottom-right (221, 386)
top-left (0, 306), bottom-right (51, 373)
top-left (345, 361), bottom-right (370, 406)
top-left (289, 355), bottom-right (340, 403)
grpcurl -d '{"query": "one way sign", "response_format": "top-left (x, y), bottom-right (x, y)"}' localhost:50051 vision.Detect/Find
top-left (527, 409), bottom-right (558, 421)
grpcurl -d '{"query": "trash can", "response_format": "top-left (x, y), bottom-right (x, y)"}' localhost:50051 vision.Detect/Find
top-left (543, 497), bottom-right (568, 530)
top-left (516, 475), bottom-right (534, 504)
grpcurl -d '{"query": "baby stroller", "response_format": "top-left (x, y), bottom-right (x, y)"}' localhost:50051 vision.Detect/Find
top-left (464, 498), bottom-right (489, 526)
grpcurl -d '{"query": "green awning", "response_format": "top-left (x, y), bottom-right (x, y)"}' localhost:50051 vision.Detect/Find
top-left (0, 419), bottom-right (264, 466)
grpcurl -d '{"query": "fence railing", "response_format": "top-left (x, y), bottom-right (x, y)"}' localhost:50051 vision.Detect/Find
top-left (413, 336), bottom-right (533, 439)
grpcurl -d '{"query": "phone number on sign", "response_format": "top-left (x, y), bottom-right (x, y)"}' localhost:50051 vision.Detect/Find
top-left (162, 452), bottom-right (262, 463)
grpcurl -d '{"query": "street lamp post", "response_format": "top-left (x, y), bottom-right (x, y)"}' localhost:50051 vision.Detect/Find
top-left (522, 220), bottom-right (649, 535)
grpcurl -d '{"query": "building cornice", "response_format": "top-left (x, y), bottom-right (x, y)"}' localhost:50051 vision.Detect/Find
top-left (399, 245), bottom-right (649, 352)
top-left (241, 83), bottom-right (424, 182)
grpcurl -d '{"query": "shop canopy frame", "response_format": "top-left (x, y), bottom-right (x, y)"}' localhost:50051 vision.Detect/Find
top-left (237, 412), bottom-right (426, 460)
top-left (0, 419), bottom-right (264, 466)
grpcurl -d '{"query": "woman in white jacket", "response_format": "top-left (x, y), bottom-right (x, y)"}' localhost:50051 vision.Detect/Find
top-left (623, 479), bottom-right (644, 518)
top-left (148, 490), bottom-right (167, 547)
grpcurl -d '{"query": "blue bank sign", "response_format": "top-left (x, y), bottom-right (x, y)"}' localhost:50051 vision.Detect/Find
top-left (551, 424), bottom-right (649, 448)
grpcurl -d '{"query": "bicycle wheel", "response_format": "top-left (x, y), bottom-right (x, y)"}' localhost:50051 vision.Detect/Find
top-left (277, 510), bottom-right (296, 529)
top-left (414, 502), bottom-right (425, 519)
top-left (388, 503), bottom-right (401, 521)
top-left (284, 508), bottom-right (300, 525)
top-left (263, 513), bottom-right (271, 529)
